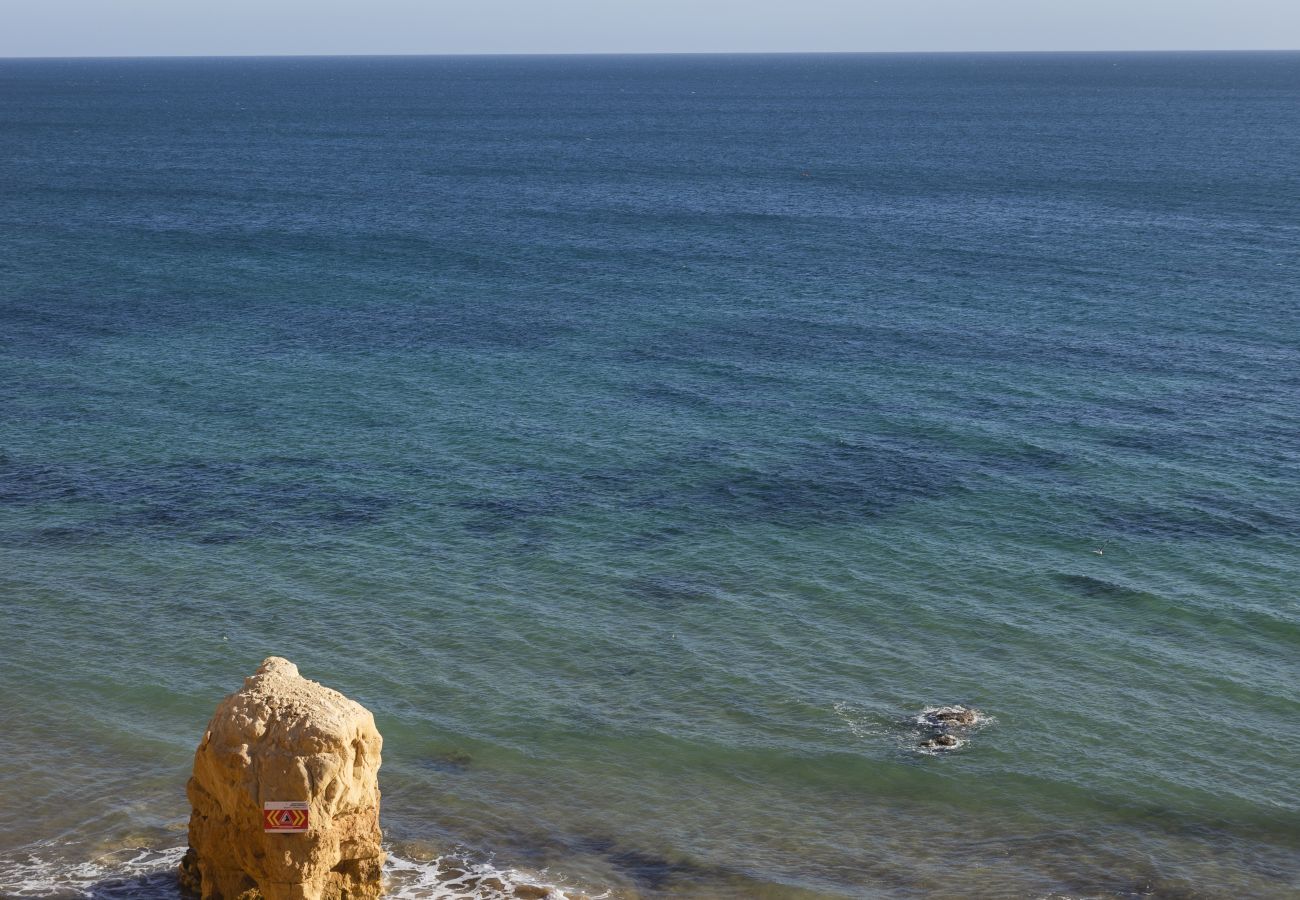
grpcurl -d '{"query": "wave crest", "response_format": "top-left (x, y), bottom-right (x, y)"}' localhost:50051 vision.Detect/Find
top-left (0, 845), bottom-right (596, 900)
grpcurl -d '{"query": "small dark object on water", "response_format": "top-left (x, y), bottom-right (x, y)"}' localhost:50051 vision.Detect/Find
top-left (920, 733), bottom-right (962, 750)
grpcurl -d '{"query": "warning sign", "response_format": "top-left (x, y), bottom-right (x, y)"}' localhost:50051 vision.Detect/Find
top-left (263, 801), bottom-right (309, 833)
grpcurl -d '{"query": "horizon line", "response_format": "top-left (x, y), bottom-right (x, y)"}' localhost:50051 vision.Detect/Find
top-left (3, 47), bottom-right (1300, 61)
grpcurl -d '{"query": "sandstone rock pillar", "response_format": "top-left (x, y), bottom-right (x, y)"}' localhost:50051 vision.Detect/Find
top-left (180, 657), bottom-right (384, 900)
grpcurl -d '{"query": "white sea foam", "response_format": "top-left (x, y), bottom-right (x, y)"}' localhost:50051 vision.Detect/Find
top-left (0, 845), bottom-right (186, 898)
top-left (831, 700), bottom-right (885, 739)
top-left (384, 852), bottom-right (598, 899)
top-left (0, 845), bottom-right (596, 900)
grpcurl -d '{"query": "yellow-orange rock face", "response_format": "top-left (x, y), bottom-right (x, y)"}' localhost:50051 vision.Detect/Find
top-left (180, 657), bottom-right (383, 900)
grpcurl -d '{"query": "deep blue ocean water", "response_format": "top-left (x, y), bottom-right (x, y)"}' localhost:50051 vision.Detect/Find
top-left (1, 52), bottom-right (1298, 898)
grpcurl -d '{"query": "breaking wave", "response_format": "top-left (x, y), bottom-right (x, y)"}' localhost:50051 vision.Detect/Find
top-left (0, 845), bottom-right (596, 900)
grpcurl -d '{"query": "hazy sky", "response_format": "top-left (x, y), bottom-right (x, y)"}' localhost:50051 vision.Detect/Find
top-left (2, 1), bottom-right (1299, 57)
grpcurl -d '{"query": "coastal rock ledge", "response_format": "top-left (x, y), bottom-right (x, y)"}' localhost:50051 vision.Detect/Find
top-left (179, 657), bottom-right (384, 900)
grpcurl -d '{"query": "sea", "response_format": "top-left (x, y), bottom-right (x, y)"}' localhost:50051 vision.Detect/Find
top-left (0, 52), bottom-right (1297, 899)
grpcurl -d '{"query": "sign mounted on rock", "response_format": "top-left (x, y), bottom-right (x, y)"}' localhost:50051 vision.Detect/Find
top-left (263, 801), bottom-right (309, 833)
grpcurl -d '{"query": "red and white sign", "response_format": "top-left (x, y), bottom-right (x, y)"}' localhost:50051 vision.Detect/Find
top-left (263, 801), bottom-right (309, 833)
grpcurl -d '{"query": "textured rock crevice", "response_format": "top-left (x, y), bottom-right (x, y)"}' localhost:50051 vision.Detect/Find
top-left (181, 657), bottom-right (383, 900)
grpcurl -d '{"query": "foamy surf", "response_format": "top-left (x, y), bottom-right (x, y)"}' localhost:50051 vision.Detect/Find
top-left (0, 845), bottom-right (186, 898)
top-left (831, 700), bottom-right (888, 739)
top-left (385, 851), bottom-right (598, 899)
top-left (0, 846), bottom-right (597, 900)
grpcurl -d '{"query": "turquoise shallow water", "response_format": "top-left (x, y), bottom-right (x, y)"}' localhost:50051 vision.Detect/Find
top-left (1, 52), bottom-right (1299, 898)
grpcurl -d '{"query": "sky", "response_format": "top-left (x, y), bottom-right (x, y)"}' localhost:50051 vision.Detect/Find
top-left (1, 0), bottom-right (1299, 58)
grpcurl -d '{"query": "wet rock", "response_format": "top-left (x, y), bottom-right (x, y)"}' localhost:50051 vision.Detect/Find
top-left (437, 861), bottom-right (468, 881)
top-left (513, 885), bottom-right (552, 899)
top-left (180, 657), bottom-right (384, 900)
top-left (919, 705), bottom-right (980, 728)
top-left (909, 704), bottom-right (987, 754)
top-left (919, 733), bottom-right (962, 750)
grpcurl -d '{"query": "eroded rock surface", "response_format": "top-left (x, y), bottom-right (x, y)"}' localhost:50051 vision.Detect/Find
top-left (180, 657), bottom-right (383, 900)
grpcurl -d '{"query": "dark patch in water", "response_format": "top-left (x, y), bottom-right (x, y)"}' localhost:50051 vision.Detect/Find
top-left (635, 314), bottom-right (1016, 371)
top-left (683, 438), bottom-right (962, 527)
top-left (455, 495), bottom-right (567, 534)
top-left (633, 381), bottom-right (727, 413)
top-left (257, 454), bottom-right (335, 470)
top-left (0, 461), bottom-right (86, 504)
top-left (984, 441), bottom-right (1071, 472)
top-left (609, 526), bottom-right (689, 551)
top-left (193, 531), bottom-right (246, 546)
top-left (317, 503), bottom-right (388, 526)
top-left (1055, 574), bottom-right (1144, 601)
top-left (0, 454), bottom-right (399, 546)
top-left (448, 429), bottom-right (1072, 541)
top-left (1086, 500), bottom-right (1219, 541)
top-left (571, 837), bottom-right (706, 891)
top-left (1059, 870), bottom-right (1201, 900)
top-left (1096, 428), bottom-right (1191, 454)
top-left (255, 294), bottom-right (574, 355)
top-left (1088, 494), bottom-right (1300, 541)
top-left (415, 749), bottom-right (474, 773)
top-left (1185, 492), bottom-right (1300, 536)
top-left (27, 524), bottom-right (102, 546)
top-left (680, 433), bottom-right (1069, 529)
top-left (603, 848), bottom-right (690, 891)
top-left (85, 870), bottom-right (180, 900)
top-left (624, 576), bottom-right (719, 609)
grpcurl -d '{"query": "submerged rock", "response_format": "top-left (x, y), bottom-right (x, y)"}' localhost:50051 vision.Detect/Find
top-left (180, 657), bottom-right (383, 900)
top-left (426, 748), bottom-right (473, 771)
top-left (919, 733), bottom-right (963, 751)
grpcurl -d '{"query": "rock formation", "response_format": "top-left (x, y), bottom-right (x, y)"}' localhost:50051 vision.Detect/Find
top-left (919, 733), bottom-right (962, 750)
top-left (918, 705), bottom-right (979, 728)
top-left (912, 705), bottom-right (986, 752)
top-left (179, 657), bottom-right (384, 900)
